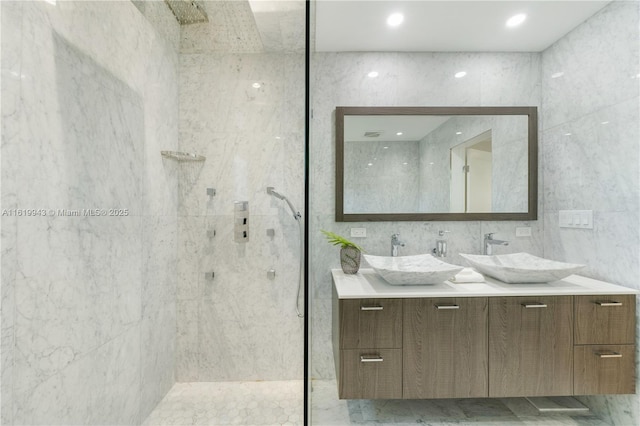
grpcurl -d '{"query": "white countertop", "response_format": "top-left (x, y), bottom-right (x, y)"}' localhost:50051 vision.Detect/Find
top-left (332, 268), bottom-right (639, 299)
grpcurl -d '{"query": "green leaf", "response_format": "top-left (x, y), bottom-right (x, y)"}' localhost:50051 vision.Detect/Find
top-left (321, 230), bottom-right (364, 252)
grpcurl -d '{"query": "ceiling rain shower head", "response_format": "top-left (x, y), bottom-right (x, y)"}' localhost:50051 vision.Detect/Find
top-left (164, 0), bottom-right (209, 25)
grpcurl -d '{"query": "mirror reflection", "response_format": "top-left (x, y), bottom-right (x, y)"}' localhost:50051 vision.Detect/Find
top-left (336, 107), bottom-right (538, 221)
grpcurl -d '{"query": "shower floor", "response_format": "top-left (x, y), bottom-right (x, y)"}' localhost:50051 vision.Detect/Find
top-left (143, 380), bottom-right (303, 425)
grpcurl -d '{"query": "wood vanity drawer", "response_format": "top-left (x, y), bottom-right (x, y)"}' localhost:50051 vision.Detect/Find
top-left (574, 345), bottom-right (635, 395)
top-left (575, 295), bottom-right (635, 344)
top-left (339, 298), bottom-right (402, 349)
top-left (339, 348), bottom-right (402, 399)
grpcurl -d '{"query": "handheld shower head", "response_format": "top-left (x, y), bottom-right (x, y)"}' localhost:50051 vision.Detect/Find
top-left (267, 187), bottom-right (301, 220)
top-left (267, 187), bottom-right (286, 200)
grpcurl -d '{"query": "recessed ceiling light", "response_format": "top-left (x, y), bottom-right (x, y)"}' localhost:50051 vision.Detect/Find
top-left (564, 132), bottom-right (572, 136)
top-left (506, 13), bottom-right (527, 28)
top-left (252, 82), bottom-right (261, 88)
top-left (601, 121), bottom-right (610, 125)
top-left (367, 71), bottom-right (379, 78)
top-left (456, 131), bottom-right (462, 135)
top-left (367, 163), bottom-right (373, 166)
top-left (551, 72), bottom-right (565, 79)
top-left (383, 146), bottom-right (389, 149)
top-left (454, 71), bottom-right (467, 78)
top-left (387, 13), bottom-right (404, 27)
top-left (402, 162), bottom-right (408, 165)
top-left (396, 132), bottom-right (403, 136)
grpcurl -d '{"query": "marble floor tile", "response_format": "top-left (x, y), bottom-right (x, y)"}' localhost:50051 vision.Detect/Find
top-left (144, 379), bottom-right (611, 426)
top-left (143, 381), bottom-right (303, 426)
top-left (309, 380), bottom-right (611, 426)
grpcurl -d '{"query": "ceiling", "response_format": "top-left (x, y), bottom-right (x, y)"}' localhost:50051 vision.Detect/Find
top-left (315, 1), bottom-right (612, 52)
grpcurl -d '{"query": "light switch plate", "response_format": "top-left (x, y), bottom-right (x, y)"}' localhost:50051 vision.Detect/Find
top-left (350, 228), bottom-right (367, 238)
top-left (516, 226), bottom-right (532, 237)
top-left (559, 210), bottom-right (593, 229)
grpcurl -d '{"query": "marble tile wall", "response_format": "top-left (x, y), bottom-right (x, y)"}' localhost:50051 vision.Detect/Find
top-left (310, 51), bottom-right (543, 380)
top-left (175, 49), bottom-right (305, 380)
top-left (1, 1), bottom-right (180, 424)
top-left (540, 2), bottom-right (640, 424)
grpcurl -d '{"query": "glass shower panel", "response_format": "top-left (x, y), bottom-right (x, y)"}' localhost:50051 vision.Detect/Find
top-left (1, 0), bottom-right (307, 425)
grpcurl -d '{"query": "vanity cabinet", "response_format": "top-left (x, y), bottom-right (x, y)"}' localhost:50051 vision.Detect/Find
top-left (403, 298), bottom-right (488, 398)
top-left (332, 270), bottom-right (637, 400)
top-left (333, 294), bottom-right (403, 399)
top-left (574, 294), bottom-right (636, 395)
top-left (488, 296), bottom-right (573, 397)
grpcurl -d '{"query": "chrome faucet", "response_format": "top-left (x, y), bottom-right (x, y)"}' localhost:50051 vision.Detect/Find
top-left (484, 233), bottom-right (509, 255)
top-left (391, 233), bottom-right (405, 257)
top-left (434, 230), bottom-right (450, 257)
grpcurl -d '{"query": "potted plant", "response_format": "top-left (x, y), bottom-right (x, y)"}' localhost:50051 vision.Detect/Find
top-left (322, 230), bottom-right (364, 274)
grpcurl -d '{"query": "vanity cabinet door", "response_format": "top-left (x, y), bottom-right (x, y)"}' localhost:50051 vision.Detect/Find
top-left (574, 295), bottom-right (635, 345)
top-left (339, 298), bottom-right (402, 349)
top-left (403, 298), bottom-right (488, 399)
top-left (339, 349), bottom-right (403, 399)
top-left (574, 345), bottom-right (635, 395)
top-left (489, 296), bottom-right (573, 397)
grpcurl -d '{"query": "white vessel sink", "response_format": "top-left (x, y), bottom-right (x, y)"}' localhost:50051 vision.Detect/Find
top-left (459, 252), bottom-right (585, 283)
top-left (362, 253), bottom-right (464, 285)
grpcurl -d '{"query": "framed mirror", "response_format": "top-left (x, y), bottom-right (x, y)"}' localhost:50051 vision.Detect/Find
top-left (336, 106), bottom-right (538, 221)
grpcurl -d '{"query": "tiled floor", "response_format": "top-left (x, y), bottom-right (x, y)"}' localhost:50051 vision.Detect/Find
top-left (143, 381), bottom-right (304, 425)
top-left (310, 380), bottom-right (611, 426)
top-left (143, 380), bottom-right (611, 426)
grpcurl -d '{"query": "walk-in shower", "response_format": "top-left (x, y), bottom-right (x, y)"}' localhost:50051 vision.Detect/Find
top-left (268, 187), bottom-right (304, 318)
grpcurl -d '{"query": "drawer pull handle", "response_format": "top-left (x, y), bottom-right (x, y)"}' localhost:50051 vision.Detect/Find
top-left (360, 306), bottom-right (383, 311)
top-left (360, 355), bottom-right (384, 363)
top-left (596, 351), bottom-right (622, 358)
top-left (595, 301), bottom-right (622, 307)
top-left (435, 304), bottom-right (460, 310)
top-left (522, 303), bottom-right (547, 308)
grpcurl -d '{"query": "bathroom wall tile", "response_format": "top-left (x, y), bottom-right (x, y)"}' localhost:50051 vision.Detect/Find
top-left (312, 52), bottom-right (400, 108)
top-left (191, 214), bottom-right (303, 381)
top-left (176, 45), bottom-right (305, 383)
top-left (177, 130), bottom-right (286, 218)
top-left (540, 3), bottom-right (639, 423)
top-left (13, 216), bottom-right (142, 398)
top-left (140, 216), bottom-right (177, 419)
top-left (180, 53), bottom-right (286, 135)
top-left (396, 53), bottom-right (482, 106)
top-left (0, 0), bottom-right (20, 404)
top-left (542, 1), bottom-right (640, 129)
top-left (177, 216), bottom-right (207, 300)
top-left (140, 303), bottom-right (176, 422)
top-left (13, 325), bottom-right (141, 426)
top-left (543, 210), bottom-right (640, 289)
top-left (176, 300), bottom-right (199, 382)
top-left (478, 53), bottom-right (542, 106)
top-left (542, 98), bottom-right (639, 213)
top-left (3, 0), bottom-right (180, 423)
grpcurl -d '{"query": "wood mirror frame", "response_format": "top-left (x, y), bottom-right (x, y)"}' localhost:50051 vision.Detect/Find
top-left (335, 106), bottom-right (538, 222)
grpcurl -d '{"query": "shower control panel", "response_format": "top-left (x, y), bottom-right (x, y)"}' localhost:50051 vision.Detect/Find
top-left (234, 201), bottom-right (250, 242)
